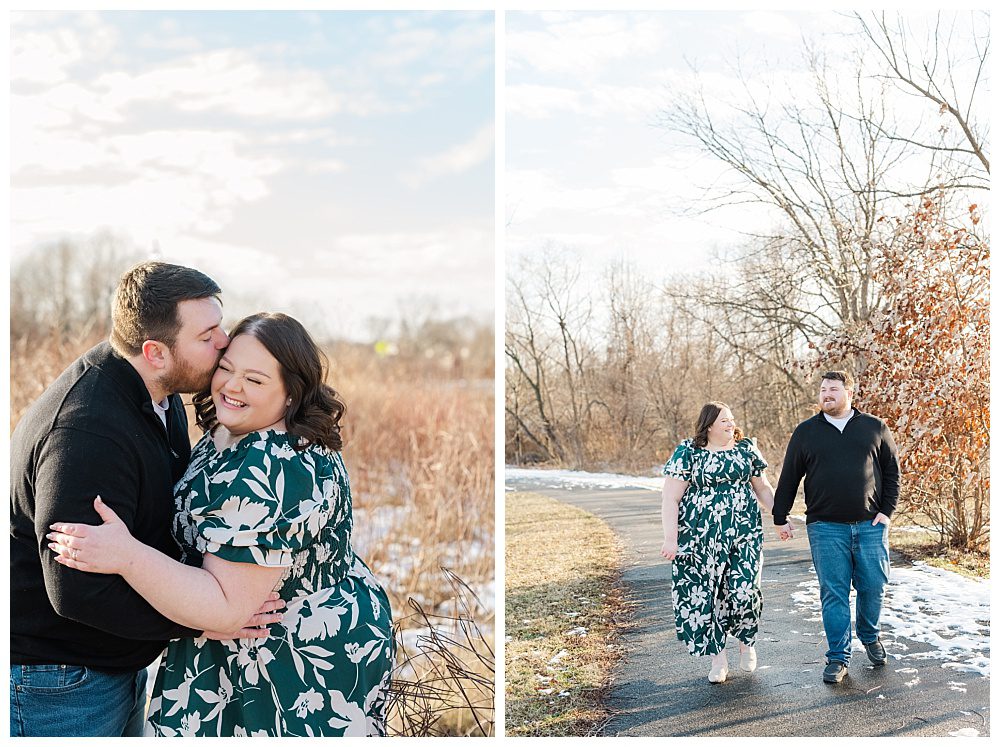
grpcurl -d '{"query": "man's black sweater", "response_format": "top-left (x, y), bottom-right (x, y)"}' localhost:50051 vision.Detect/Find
top-left (11, 342), bottom-right (200, 672)
top-left (772, 409), bottom-right (900, 526)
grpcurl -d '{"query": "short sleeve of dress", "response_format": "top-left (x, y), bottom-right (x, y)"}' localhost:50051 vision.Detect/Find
top-left (662, 439), bottom-right (694, 481)
top-left (741, 437), bottom-right (768, 478)
top-left (191, 436), bottom-right (340, 567)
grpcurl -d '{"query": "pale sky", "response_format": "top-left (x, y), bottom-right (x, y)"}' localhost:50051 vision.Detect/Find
top-left (505, 10), bottom-right (982, 289)
top-left (10, 10), bottom-right (494, 341)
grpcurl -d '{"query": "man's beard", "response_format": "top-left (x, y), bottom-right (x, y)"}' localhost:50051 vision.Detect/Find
top-left (159, 352), bottom-right (217, 396)
top-left (822, 399), bottom-right (847, 415)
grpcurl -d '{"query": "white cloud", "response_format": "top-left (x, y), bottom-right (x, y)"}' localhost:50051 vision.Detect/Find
top-left (314, 229), bottom-right (492, 278)
top-left (135, 32), bottom-right (203, 53)
top-left (11, 14), bottom-right (118, 87)
top-left (372, 27), bottom-right (443, 70)
top-left (11, 127), bottom-right (282, 252)
top-left (304, 158), bottom-right (347, 174)
top-left (95, 50), bottom-right (340, 120)
top-left (590, 84), bottom-right (664, 118)
top-left (371, 13), bottom-right (492, 80)
top-left (505, 84), bottom-right (584, 119)
top-left (507, 13), bottom-right (667, 77)
top-left (11, 29), bottom-right (82, 86)
top-left (402, 124), bottom-right (493, 186)
top-left (507, 168), bottom-right (642, 224)
top-left (740, 12), bottom-right (803, 41)
top-left (507, 81), bottom-right (667, 121)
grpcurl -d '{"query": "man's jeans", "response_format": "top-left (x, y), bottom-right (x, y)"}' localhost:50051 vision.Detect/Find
top-left (806, 519), bottom-right (890, 664)
top-left (10, 665), bottom-right (147, 737)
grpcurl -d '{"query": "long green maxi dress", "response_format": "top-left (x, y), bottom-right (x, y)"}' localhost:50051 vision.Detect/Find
top-left (146, 429), bottom-right (394, 737)
top-left (663, 437), bottom-right (767, 657)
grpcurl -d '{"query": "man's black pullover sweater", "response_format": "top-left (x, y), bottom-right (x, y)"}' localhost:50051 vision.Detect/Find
top-left (11, 343), bottom-right (200, 671)
top-left (772, 409), bottom-right (900, 526)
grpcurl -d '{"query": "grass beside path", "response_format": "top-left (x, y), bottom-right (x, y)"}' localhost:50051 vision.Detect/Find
top-left (890, 529), bottom-right (989, 579)
top-left (505, 491), bottom-right (629, 737)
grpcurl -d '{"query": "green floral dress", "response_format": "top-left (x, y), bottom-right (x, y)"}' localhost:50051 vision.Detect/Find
top-left (146, 430), bottom-right (394, 737)
top-left (663, 438), bottom-right (767, 657)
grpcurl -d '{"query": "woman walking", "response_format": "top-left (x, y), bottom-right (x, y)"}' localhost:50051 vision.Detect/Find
top-left (660, 402), bottom-right (775, 683)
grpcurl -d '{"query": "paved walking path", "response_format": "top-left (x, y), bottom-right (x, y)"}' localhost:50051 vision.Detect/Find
top-left (506, 478), bottom-right (990, 738)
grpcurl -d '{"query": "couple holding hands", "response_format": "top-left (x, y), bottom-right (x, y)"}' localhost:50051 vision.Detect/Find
top-left (660, 373), bottom-right (899, 685)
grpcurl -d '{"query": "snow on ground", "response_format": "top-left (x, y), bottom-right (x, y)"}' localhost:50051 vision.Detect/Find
top-left (353, 504), bottom-right (495, 614)
top-left (507, 467), bottom-right (807, 529)
top-left (352, 504), bottom-right (411, 557)
top-left (506, 466), bottom-right (663, 491)
top-left (792, 562), bottom-right (990, 677)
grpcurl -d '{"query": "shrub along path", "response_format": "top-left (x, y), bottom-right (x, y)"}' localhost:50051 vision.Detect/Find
top-left (504, 475), bottom-right (990, 738)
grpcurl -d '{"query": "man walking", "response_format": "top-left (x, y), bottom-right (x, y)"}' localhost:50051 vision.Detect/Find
top-left (772, 370), bottom-right (900, 684)
top-left (10, 262), bottom-right (274, 737)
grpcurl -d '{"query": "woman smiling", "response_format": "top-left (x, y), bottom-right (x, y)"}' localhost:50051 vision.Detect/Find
top-left (659, 402), bottom-right (776, 684)
top-left (47, 313), bottom-right (393, 736)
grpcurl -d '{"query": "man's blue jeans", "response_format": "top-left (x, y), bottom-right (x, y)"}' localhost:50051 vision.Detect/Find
top-left (806, 519), bottom-right (890, 664)
top-left (10, 664), bottom-right (148, 737)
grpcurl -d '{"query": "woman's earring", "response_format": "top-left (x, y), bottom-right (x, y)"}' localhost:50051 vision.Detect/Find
top-left (286, 398), bottom-right (292, 407)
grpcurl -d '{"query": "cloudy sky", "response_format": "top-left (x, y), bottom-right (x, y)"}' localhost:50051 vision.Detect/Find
top-left (10, 10), bottom-right (494, 340)
top-left (505, 10), bottom-right (973, 289)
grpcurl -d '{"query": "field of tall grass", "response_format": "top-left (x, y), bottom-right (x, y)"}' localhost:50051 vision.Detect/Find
top-left (10, 330), bottom-right (495, 736)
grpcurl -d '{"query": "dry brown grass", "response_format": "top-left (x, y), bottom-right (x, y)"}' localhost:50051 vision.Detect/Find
top-left (10, 330), bottom-right (100, 432)
top-left (327, 344), bottom-right (495, 736)
top-left (890, 529), bottom-right (990, 579)
top-left (505, 491), bottom-right (629, 737)
top-left (329, 343), bottom-right (494, 612)
top-left (10, 331), bottom-right (495, 737)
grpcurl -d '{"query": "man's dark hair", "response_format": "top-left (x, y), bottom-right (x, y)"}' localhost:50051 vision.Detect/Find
top-left (821, 370), bottom-right (855, 391)
top-left (109, 262), bottom-right (221, 357)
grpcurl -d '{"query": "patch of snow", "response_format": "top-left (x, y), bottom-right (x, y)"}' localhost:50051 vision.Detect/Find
top-left (548, 649), bottom-right (568, 664)
top-left (791, 562), bottom-right (990, 677)
top-left (506, 466), bottom-right (662, 491)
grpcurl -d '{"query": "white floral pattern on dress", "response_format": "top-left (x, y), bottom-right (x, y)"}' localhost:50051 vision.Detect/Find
top-left (663, 438), bottom-right (767, 656)
top-left (147, 430), bottom-right (394, 737)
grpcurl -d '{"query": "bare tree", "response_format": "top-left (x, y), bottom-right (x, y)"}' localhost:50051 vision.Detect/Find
top-left (11, 232), bottom-right (141, 341)
top-left (505, 273), bottom-right (566, 463)
top-left (854, 11), bottom-right (990, 181)
top-left (505, 249), bottom-right (603, 468)
top-left (589, 261), bottom-right (653, 467)
top-left (659, 48), bottom-right (921, 349)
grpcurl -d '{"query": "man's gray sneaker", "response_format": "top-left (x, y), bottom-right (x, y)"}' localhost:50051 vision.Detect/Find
top-left (823, 661), bottom-right (848, 683)
top-left (864, 638), bottom-right (887, 665)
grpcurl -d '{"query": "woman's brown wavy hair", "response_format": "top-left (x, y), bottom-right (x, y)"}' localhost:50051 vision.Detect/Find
top-left (692, 401), bottom-right (744, 449)
top-left (193, 312), bottom-right (346, 451)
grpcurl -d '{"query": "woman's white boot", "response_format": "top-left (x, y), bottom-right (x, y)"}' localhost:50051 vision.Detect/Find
top-left (708, 651), bottom-right (729, 683)
top-left (739, 645), bottom-right (757, 673)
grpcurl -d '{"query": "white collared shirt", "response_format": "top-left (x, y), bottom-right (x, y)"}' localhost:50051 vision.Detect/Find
top-left (152, 396), bottom-right (170, 430)
top-left (823, 410), bottom-right (854, 433)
